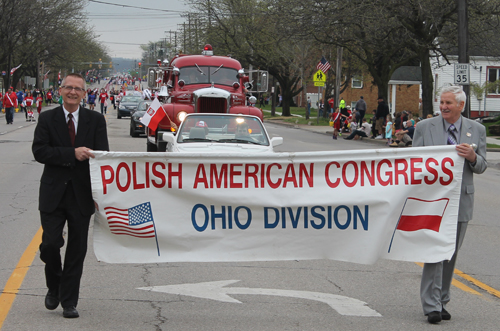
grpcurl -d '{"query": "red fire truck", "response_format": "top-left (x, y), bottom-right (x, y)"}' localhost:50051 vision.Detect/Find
top-left (146, 44), bottom-right (267, 151)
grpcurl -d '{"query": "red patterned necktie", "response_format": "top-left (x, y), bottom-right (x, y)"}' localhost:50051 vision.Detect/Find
top-left (68, 113), bottom-right (75, 146)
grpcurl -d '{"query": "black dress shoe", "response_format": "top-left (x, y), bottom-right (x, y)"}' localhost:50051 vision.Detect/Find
top-left (45, 290), bottom-right (59, 310)
top-left (441, 308), bottom-right (451, 320)
top-left (63, 306), bottom-right (79, 318)
top-left (426, 311), bottom-right (442, 324)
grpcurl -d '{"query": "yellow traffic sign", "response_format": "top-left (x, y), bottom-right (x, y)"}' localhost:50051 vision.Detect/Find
top-left (313, 70), bottom-right (326, 83)
top-left (314, 82), bottom-right (325, 87)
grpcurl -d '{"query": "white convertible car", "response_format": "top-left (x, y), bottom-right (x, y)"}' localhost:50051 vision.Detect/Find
top-left (162, 113), bottom-right (283, 153)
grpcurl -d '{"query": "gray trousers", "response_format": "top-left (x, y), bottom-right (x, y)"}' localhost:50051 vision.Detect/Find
top-left (420, 222), bottom-right (468, 314)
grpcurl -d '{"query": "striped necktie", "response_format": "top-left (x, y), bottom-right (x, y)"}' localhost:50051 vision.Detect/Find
top-left (447, 124), bottom-right (457, 145)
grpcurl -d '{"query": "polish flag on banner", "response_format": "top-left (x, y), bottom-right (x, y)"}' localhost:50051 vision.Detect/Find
top-left (388, 197), bottom-right (454, 261)
top-left (396, 198), bottom-right (449, 232)
top-left (140, 97), bottom-right (165, 131)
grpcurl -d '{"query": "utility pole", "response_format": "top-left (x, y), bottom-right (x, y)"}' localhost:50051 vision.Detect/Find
top-left (457, 0), bottom-right (470, 118)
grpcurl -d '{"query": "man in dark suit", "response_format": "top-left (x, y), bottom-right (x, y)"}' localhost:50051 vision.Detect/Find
top-left (32, 73), bottom-right (109, 318)
top-left (413, 85), bottom-right (487, 324)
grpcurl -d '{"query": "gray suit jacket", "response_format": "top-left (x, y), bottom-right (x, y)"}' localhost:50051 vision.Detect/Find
top-left (413, 116), bottom-right (487, 222)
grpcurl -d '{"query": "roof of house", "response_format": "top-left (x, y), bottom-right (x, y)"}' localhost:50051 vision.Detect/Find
top-left (389, 66), bottom-right (422, 84)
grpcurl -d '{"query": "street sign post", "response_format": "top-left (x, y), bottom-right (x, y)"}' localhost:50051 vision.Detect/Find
top-left (313, 70), bottom-right (326, 124)
top-left (454, 63), bottom-right (470, 85)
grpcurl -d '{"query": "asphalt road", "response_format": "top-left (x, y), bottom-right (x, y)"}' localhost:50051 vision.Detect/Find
top-left (0, 97), bottom-right (499, 330)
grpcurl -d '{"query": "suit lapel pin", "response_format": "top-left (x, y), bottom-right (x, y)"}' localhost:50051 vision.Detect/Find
top-left (466, 132), bottom-right (471, 137)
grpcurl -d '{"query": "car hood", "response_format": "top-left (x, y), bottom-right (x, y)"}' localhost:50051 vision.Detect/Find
top-left (172, 143), bottom-right (272, 153)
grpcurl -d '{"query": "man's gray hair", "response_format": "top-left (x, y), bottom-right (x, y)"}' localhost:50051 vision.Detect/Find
top-left (441, 85), bottom-right (466, 109)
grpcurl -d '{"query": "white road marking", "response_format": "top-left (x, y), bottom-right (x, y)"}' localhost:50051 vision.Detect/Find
top-left (138, 280), bottom-right (382, 317)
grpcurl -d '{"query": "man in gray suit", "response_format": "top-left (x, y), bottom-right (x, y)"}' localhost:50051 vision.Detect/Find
top-left (413, 85), bottom-right (487, 324)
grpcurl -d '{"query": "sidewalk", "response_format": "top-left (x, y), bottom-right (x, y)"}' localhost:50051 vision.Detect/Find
top-left (265, 117), bottom-right (500, 169)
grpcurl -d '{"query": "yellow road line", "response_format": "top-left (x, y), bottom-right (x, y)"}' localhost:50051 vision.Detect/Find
top-left (455, 268), bottom-right (500, 299)
top-left (415, 262), bottom-right (500, 297)
top-left (0, 227), bottom-right (42, 330)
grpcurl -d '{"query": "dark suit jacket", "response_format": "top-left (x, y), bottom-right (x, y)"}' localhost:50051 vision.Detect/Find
top-left (32, 106), bottom-right (109, 216)
top-left (413, 116), bottom-right (487, 222)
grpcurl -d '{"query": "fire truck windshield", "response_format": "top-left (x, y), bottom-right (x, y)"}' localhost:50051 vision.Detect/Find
top-left (179, 66), bottom-right (238, 86)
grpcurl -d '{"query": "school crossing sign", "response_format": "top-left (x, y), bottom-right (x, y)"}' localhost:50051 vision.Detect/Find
top-left (313, 70), bottom-right (326, 87)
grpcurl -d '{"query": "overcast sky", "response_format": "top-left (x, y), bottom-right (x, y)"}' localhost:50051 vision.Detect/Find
top-left (85, 0), bottom-right (189, 60)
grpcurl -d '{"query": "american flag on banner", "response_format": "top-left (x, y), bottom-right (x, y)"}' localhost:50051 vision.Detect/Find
top-left (105, 202), bottom-right (157, 238)
top-left (316, 56), bottom-right (331, 73)
top-left (104, 202), bottom-right (160, 255)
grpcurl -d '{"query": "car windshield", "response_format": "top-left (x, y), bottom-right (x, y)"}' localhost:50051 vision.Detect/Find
top-left (137, 102), bottom-right (150, 112)
top-left (121, 96), bottom-right (142, 103)
top-left (179, 66), bottom-right (238, 86)
top-left (177, 115), bottom-right (269, 146)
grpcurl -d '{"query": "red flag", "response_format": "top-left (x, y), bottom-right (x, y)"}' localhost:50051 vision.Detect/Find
top-left (140, 98), bottom-right (165, 131)
top-left (396, 198), bottom-right (449, 232)
top-left (58, 70), bottom-right (61, 80)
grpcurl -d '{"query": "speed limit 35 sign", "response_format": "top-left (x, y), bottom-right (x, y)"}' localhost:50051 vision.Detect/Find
top-left (454, 63), bottom-right (470, 85)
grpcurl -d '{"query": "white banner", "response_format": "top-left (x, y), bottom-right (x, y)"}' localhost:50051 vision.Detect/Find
top-left (90, 146), bottom-right (464, 264)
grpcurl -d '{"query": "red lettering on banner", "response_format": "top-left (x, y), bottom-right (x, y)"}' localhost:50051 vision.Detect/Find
top-left (360, 161), bottom-right (375, 186)
top-left (410, 158), bottom-right (423, 185)
top-left (211, 164), bottom-right (228, 188)
top-left (245, 164), bottom-right (259, 188)
top-left (101, 165), bottom-right (114, 195)
top-left (230, 164), bottom-right (243, 188)
top-left (145, 162), bottom-right (150, 188)
top-left (424, 158), bottom-right (439, 185)
top-left (152, 162), bottom-right (166, 188)
top-left (168, 163), bottom-right (182, 188)
top-left (343, 161), bottom-right (359, 187)
top-left (267, 163), bottom-right (282, 189)
top-left (283, 164), bottom-right (298, 188)
top-left (440, 157), bottom-right (454, 185)
top-left (194, 164), bottom-right (208, 188)
top-left (299, 163), bottom-right (314, 187)
top-left (394, 159), bottom-right (409, 185)
top-left (325, 161), bottom-right (341, 188)
top-left (377, 159), bottom-right (393, 186)
top-left (132, 162), bottom-right (145, 190)
top-left (116, 162), bottom-right (131, 192)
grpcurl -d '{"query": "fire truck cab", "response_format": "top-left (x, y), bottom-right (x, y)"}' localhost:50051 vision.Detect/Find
top-left (146, 44), bottom-right (267, 152)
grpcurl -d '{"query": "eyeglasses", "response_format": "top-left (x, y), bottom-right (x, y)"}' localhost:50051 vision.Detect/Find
top-left (61, 86), bottom-right (85, 93)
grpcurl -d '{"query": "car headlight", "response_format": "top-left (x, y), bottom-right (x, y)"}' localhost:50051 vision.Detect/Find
top-left (177, 111), bottom-right (187, 122)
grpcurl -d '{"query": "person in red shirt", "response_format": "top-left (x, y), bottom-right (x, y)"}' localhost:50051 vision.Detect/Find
top-left (46, 90), bottom-right (53, 104)
top-left (3, 87), bottom-right (18, 124)
top-left (24, 92), bottom-right (35, 121)
top-left (36, 95), bottom-right (43, 114)
top-left (99, 89), bottom-right (108, 114)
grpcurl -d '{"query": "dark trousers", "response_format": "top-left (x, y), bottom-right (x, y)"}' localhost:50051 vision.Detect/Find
top-left (358, 110), bottom-right (366, 125)
top-left (5, 107), bottom-right (14, 123)
top-left (39, 182), bottom-right (91, 308)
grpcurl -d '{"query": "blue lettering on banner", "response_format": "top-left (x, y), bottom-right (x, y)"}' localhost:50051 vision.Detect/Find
top-left (192, 204), bottom-right (252, 232)
top-left (264, 205), bottom-right (368, 230)
top-left (194, 204), bottom-right (368, 231)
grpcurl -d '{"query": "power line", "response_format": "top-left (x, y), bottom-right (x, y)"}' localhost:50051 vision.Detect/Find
top-left (88, 0), bottom-right (185, 13)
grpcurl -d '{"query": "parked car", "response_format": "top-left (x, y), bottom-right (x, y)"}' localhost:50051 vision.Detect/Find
top-left (162, 113), bottom-right (283, 153)
top-left (130, 100), bottom-right (150, 137)
top-left (117, 95), bottom-right (142, 119)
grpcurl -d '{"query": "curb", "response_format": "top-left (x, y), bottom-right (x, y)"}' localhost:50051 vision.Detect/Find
top-left (265, 118), bottom-right (500, 152)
